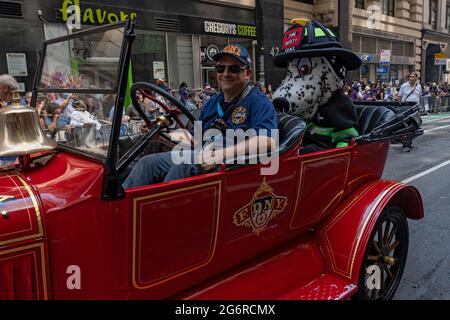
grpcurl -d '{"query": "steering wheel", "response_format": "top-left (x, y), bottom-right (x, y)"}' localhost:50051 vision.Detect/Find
top-left (130, 82), bottom-right (196, 131)
top-left (117, 82), bottom-right (197, 172)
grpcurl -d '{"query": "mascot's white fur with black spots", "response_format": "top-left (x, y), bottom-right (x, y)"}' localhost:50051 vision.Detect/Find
top-left (273, 19), bottom-right (362, 153)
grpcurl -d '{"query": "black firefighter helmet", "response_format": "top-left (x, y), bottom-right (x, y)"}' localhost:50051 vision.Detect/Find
top-left (273, 18), bottom-right (362, 77)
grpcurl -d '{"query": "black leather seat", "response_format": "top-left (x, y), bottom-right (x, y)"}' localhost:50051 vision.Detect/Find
top-left (355, 105), bottom-right (396, 135)
top-left (277, 114), bottom-right (306, 154)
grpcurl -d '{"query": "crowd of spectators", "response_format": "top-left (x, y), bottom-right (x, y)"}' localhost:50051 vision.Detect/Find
top-left (344, 78), bottom-right (450, 103)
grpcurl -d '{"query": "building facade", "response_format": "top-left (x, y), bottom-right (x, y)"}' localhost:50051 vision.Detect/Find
top-left (284, 0), bottom-right (423, 84)
top-left (422, 0), bottom-right (450, 83)
top-left (0, 0), bottom-right (260, 92)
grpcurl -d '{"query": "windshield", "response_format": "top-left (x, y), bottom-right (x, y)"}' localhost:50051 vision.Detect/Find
top-left (38, 27), bottom-right (124, 91)
top-left (34, 23), bottom-right (127, 159)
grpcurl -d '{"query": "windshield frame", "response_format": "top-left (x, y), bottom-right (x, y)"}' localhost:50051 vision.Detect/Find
top-left (31, 20), bottom-right (136, 199)
top-left (31, 20), bottom-right (134, 161)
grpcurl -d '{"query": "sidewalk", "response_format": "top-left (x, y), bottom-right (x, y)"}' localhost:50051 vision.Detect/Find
top-left (420, 111), bottom-right (450, 124)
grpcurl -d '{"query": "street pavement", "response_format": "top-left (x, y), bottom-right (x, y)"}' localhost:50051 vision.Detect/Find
top-left (382, 112), bottom-right (450, 300)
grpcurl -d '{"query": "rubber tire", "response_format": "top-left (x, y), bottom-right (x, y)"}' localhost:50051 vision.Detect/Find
top-left (352, 206), bottom-right (409, 300)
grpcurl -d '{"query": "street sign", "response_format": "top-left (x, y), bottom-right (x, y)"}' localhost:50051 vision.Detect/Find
top-left (435, 52), bottom-right (448, 65)
top-left (380, 49), bottom-right (391, 64)
top-left (376, 66), bottom-right (389, 73)
top-left (435, 52), bottom-right (448, 59)
top-left (359, 54), bottom-right (372, 62)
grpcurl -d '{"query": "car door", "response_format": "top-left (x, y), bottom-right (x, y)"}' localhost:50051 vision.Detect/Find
top-left (125, 169), bottom-right (224, 299)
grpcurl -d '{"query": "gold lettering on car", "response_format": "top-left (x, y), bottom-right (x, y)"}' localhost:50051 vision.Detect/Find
top-left (233, 179), bottom-right (288, 235)
top-left (0, 195), bottom-right (15, 219)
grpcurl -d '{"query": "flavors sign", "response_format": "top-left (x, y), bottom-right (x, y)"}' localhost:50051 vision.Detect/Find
top-left (59, 0), bottom-right (137, 25)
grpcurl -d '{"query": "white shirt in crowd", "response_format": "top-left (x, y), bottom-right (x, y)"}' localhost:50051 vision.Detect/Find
top-left (399, 81), bottom-right (422, 103)
top-left (70, 110), bottom-right (101, 130)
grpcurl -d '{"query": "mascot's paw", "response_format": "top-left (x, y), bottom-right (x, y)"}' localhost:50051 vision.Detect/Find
top-left (273, 97), bottom-right (291, 113)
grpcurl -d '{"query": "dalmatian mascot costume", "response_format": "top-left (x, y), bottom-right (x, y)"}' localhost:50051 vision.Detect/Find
top-left (273, 19), bottom-right (362, 153)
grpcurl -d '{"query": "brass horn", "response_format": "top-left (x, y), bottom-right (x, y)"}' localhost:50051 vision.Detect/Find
top-left (0, 91), bottom-right (56, 157)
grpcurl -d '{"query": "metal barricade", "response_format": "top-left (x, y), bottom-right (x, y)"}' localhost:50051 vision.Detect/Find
top-left (419, 96), bottom-right (439, 114)
top-left (439, 95), bottom-right (450, 112)
top-left (419, 96), bottom-right (430, 115)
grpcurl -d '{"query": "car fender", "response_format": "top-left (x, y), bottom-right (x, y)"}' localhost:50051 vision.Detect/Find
top-left (0, 170), bottom-right (51, 299)
top-left (316, 179), bottom-right (423, 283)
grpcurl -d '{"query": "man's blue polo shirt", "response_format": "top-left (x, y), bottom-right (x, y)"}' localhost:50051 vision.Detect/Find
top-left (199, 87), bottom-right (278, 136)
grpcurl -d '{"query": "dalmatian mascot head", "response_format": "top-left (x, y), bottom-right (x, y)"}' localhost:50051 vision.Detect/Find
top-left (273, 19), bottom-right (362, 120)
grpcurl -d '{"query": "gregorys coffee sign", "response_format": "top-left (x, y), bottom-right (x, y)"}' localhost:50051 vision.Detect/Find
top-left (204, 20), bottom-right (256, 38)
top-left (59, 0), bottom-right (137, 25)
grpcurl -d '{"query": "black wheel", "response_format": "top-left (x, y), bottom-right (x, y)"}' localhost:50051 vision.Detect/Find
top-left (353, 206), bottom-right (409, 300)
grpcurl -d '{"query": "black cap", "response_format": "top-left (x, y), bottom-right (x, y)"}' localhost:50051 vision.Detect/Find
top-left (273, 18), bottom-right (361, 71)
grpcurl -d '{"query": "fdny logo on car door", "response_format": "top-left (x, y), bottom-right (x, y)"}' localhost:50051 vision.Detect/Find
top-left (233, 179), bottom-right (288, 235)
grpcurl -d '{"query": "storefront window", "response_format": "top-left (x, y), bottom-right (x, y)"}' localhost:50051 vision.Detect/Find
top-left (361, 36), bottom-right (376, 54)
top-left (355, 0), bottom-right (365, 9)
top-left (360, 63), bottom-right (370, 83)
top-left (200, 35), bottom-right (228, 89)
top-left (131, 29), bottom-right (167, 85)
top-left (352, 35), bottom-right (361, 52)
top-left (0, 19), bottom-right (44, 93)
top-left (167, 34), bottom-right (194, 92)
top-left (446, 4), bottom-right (450, 33)
top-left (430, 0), bottom-right (438, 30)
top-left (376, 64), bottom-right (389, 82)
top-left (382, 0), bottom-right (395, 17)
top-left (390, 64), bottom-right (399, 83)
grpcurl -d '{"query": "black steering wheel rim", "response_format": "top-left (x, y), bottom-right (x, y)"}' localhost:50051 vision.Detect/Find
top-left (130, 82), bottom-right (196, 125)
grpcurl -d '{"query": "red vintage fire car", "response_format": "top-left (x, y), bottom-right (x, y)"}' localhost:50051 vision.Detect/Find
top-left (0, 20), bottom-right (423, 300)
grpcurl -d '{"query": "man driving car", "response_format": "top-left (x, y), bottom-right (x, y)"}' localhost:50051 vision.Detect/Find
top-left (123, 44), bottom-right (278, 188)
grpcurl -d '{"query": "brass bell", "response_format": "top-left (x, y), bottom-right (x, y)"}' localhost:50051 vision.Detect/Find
top-left (0, 91), bottom-right (56, 157)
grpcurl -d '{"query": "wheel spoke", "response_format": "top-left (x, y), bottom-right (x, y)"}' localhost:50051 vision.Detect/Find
top-left (378, 225), bottom-right (384, 248)
top-left (386, 225), bottom-right (397, 250)
top-left (388, 240), bottom-right (401, 252)
top-left (373, 288), bottom-right (380, 300)
top-left (372, 241), bottom-right (381, 254)
top-left (384, 264), bottom-right (394, 280)
top-left (370, 288), bottom-right (376, 299)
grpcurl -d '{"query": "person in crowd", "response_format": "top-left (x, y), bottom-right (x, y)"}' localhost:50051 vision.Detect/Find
top-left (397, 73), bottom-right (422, 104)
top-left (199, 84), bottom-right (215, 106)
top-left (184, 91), bottom-right (198, 113)
top-left (45, 103), bottom-right (63, 139)
top-left (179, 82), bottom-right (189, 105)
top-left (0, 74), bottom-right (24, 107)
top-left (70, 100), bottom-right (102, 147)
top-left (362, 86), bottom-right (376, 101)
top-left (24, 92), bottom-right (32, 106)
top-left (343, 84), bottom-right (352, 97)
top-left (383, 83), bottom-right (395, 102)
top-left (35, 97), bottom-right (48, 129)
top-left (0, 74), bottom-right (23, 166)
top-left (125, 92), bottom-right (143, 121)
top-left (397, 73), bottom-right (422, 152)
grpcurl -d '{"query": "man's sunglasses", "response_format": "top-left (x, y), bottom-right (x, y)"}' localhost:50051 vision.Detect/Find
top-left (215, 64), bottom-right (247, 74)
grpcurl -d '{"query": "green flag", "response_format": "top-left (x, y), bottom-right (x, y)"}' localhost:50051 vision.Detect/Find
top-left (124, 61), bottom-right (133, 110)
